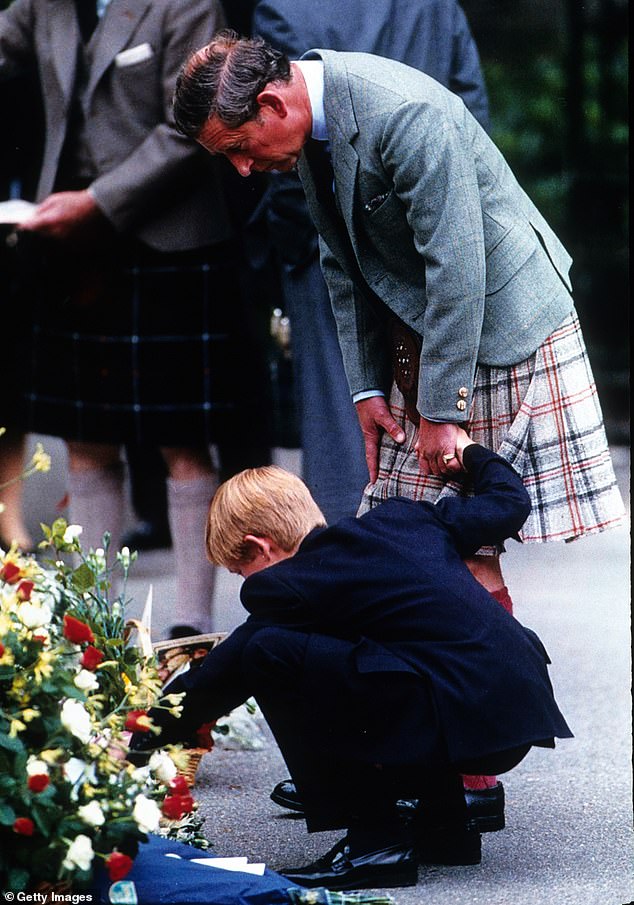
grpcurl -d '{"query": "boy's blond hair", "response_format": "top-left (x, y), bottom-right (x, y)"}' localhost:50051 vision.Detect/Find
top-left (206, 465), bottom-right (326, 568)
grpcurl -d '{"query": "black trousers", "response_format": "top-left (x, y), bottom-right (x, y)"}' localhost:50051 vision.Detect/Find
top-left (241, 627), bottom-right (468, 833)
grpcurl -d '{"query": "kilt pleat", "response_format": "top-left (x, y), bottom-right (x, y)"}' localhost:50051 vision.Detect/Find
top-left (359, 313), bottom-right (625, 548)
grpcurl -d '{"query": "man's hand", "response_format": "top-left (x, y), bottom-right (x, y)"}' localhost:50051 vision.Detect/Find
top-left (355, 396), bottom-right (406, 483)
top-left (415, 417), bottom-right (465, 476)
top-left (19, 190), bottom-right (103, 241)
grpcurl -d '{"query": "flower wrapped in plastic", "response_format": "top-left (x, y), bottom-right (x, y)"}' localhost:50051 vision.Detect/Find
top-left (0, 519), bottom-right (194, 892)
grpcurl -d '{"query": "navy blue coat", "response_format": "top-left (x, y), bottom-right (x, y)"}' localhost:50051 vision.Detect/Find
top-left (148, 445), bottom-right (572, 768)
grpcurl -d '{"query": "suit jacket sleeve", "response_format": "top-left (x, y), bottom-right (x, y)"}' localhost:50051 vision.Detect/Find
top-left (448, 2), bottom-right (490, 132)
top-left (378, 98), bottom-right (487, 421)
top-left (433, 444), bottom-right (531, 555)
top-left (319, 235), bottom-right (392, 395)
top-left (89, 0), bottom-right (226, 233)
top-left (0, 0), bottom-right (35, 79)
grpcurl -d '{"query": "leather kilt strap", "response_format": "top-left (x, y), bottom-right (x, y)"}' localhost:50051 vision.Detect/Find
top-left (389, 316), bottom-right (422, 426)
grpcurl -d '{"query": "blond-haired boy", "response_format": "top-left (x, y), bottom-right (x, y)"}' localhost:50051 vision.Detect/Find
top-left (135, 439), bottom-right (571, 891)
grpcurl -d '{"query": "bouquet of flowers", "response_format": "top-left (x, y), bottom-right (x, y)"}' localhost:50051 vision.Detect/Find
top-left (0, 518), bottom-right (196, 892)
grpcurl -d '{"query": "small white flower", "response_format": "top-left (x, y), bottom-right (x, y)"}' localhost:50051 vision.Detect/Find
top-left (26, 756), bottom-right (49, 777)
top-left (130, 765), bottom-right (151, 784)
top-left (77, 801), bottom-right (105, 827)
top-left (149, 749), bottom-right (177, 784)
top-left (16, 601), bottom-right (53, 629)
top-left (63, 524), bottom-right (83, 544)
top-left (132, 794), bottom-right (161, 833)
top-left (74, 669), bottom-right (100, 693)
top-left (62, 834), bottom-right (94, 872)
top-left (60, 699), bottom-right (92, 744)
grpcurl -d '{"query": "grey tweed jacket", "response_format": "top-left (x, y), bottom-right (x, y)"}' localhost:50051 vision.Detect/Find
top-left (0, 0), bottom-right (231, 252)
top-left (297, 50), bottom-right (575, 422)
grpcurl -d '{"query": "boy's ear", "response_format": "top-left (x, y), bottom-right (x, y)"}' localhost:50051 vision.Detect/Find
top-left (243, 534), bottom-right (275, 563)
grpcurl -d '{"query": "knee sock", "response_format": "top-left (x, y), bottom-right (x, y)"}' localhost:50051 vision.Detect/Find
top-left (67, 463), bottom-right (125, 563)
top-left (167, 473), bottom-right (218, 634)
top-left (462, 585), bottom-right (514, 791)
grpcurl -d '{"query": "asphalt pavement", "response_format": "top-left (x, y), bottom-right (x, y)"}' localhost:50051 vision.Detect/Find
top-left (21, 438), bottom-right (633, 905)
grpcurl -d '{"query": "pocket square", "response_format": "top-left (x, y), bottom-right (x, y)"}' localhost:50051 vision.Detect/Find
top-left (364, 191), bottom-right (390, 213)
top-left (115, 42), bottom-right (153, 67)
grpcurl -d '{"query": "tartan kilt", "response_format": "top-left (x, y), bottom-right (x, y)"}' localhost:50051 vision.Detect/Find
top-left (13, 234), bottom-right (270, 447)
top-left (358, 312), bottom-right (625, 548)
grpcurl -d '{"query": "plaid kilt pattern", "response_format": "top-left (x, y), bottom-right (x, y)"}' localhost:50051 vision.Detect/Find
top-left (15, 237), bottom-right (269, 447)
top-left (358, 312), bottom-right (625, 549)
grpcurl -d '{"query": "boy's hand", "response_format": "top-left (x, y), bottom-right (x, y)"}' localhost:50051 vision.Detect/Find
top-left (454, 428), bottom-right (475, 468)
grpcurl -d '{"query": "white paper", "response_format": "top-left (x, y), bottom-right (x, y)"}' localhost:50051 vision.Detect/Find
top-left (0, 199), bottom-right (37, 224)
top-left (191, 857), bottom-right (266, 876)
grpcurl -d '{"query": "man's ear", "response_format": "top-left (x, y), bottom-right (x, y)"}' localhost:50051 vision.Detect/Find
top-left (256, 89), bottom-right (288, 118)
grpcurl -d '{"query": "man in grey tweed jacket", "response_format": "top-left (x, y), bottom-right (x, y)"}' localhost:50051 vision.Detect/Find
top-left (173, 34), bottom-right (623, 602)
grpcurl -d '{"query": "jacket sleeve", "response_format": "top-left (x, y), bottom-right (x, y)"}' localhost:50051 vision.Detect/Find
top-left (449, 2), bottom-right (490, 132)
top-left (89, 0), bottom-right (226, 232)
top-left (378, 99), bottom-right (487, 421)
top-left (433, 444), bottom-right (531, 555)
top-left (0, 0), bottom-right (35, 79)
top-left (319, 235), bottom-right (392, 396)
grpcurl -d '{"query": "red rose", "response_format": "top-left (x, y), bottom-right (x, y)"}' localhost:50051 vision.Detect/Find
top-left (0, 642), bottom-right (4, 657)
top-left (161, 793), bottom-right (194, 820)
top-left (168, 775), bottom-right (190, 795)
top-left (63, 614), bottom-right (95, 645)
top-left (106, 851), bottom-right (134, 882)
top-left (17, 580), bottom-right (35, 601)
top-left (32, 633), bottom-right (47, 645)
top-left (13, 817), bottom-right (35, 836)
top-left (0, 562), bottom-right (22, 584)
top-left (28, 774), bottom-right (50, 793)
top-left (81, 645), bottom-right (105, 670)
top-left (124, 710), bottom-right (152, 733)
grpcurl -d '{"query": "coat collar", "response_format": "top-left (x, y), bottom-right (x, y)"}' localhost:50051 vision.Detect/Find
top-left (46, 0), bottom-right (80, 105)
top-left (86, 0), bottom-right (152, 99)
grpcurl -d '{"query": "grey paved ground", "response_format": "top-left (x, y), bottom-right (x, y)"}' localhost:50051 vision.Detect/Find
top-left (23, 439), bottom-right (633, 905)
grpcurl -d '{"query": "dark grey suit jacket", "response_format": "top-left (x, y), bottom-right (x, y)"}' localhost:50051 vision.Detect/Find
top-left (0, 0), bottom-right (232, 251)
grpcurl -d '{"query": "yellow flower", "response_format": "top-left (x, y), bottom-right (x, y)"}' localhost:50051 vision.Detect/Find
top-left (0, 644), bottom-right (14, 666)
top-left (9, 718), bottom-right (26, 737)
top-left (40, 748), bottom-right (64, 764)
top-left (31, 443), bottom-right (51, 474)
top-left (22, 708), bottom-right (41, 723)
top-left (33, 650), bottom-right (55, 683)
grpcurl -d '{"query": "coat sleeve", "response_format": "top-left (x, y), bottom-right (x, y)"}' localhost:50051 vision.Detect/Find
top-left (433, 444), bottom-right (531, 555)
top-left (378, 98), bottom-right (487, 421)
top-left (448, 2), bottom-right (490, 132)
top-left (89, 0), bottom-right (226, 232)
top-left (0, 0), bottom-right (35, 79)
top-left (319, 235), bottom-right (392, 396)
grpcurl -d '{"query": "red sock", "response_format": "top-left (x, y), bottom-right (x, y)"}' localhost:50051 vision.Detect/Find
top-left (463, 586), bottom-right (514, 790)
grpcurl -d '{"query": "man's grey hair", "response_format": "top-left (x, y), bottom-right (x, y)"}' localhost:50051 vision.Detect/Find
top-left (173, 30), bottom-right (292, 139)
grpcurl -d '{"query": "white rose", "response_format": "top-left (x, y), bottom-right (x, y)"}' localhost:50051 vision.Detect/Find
top-left (26, 756), bottom-right (49, 777)
top-left (62, 834), bottom-right (94, 872)
top-left (132, 794), bottom-right (161, 833)
top-left (16, 601), bottom-right (53, 629)
top-left (149, 750), bottom-right (178, 784)
top-left (74, 669), bottom-right (99, 693)
top-left (77, 801), bottom-right (105, 827)
top-left (60, 699), bottom-right (92, 744)
top-left (63, 524), bottom-right (83, 544)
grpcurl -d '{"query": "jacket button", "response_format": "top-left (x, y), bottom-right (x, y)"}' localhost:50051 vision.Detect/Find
top-left (458, 387), bottom-right (468, 398)
top-left (456, 399), bottom-right (467, 411)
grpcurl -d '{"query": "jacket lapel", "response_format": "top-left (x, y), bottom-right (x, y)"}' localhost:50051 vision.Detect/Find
top-left (47, 0), bottom-right (80, 108)
top-left (85, 0), bottom-right (151, 100)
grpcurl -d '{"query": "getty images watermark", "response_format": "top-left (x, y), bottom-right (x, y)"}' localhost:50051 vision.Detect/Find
top-left (3, 893), bottom-right (97, 903)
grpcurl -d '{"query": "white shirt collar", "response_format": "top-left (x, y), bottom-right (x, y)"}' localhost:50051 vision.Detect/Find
top-left (294, 60), bottom-right (328, 141)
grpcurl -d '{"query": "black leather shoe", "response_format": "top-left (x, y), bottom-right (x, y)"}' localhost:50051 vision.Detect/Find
top-left (121, 520), bottom-right (172, 552)
top-left (465, 783), bottom-right (505, 832)
top-left (281, 836), bottom-right (418, 890)
top-left (271, 780), bottom-right (505, 833)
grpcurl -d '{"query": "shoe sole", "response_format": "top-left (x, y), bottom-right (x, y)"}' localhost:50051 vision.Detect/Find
top-left (270, 791), bottom-right (306, 812)
top-left (284, 866), bottom-right (418, 890)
